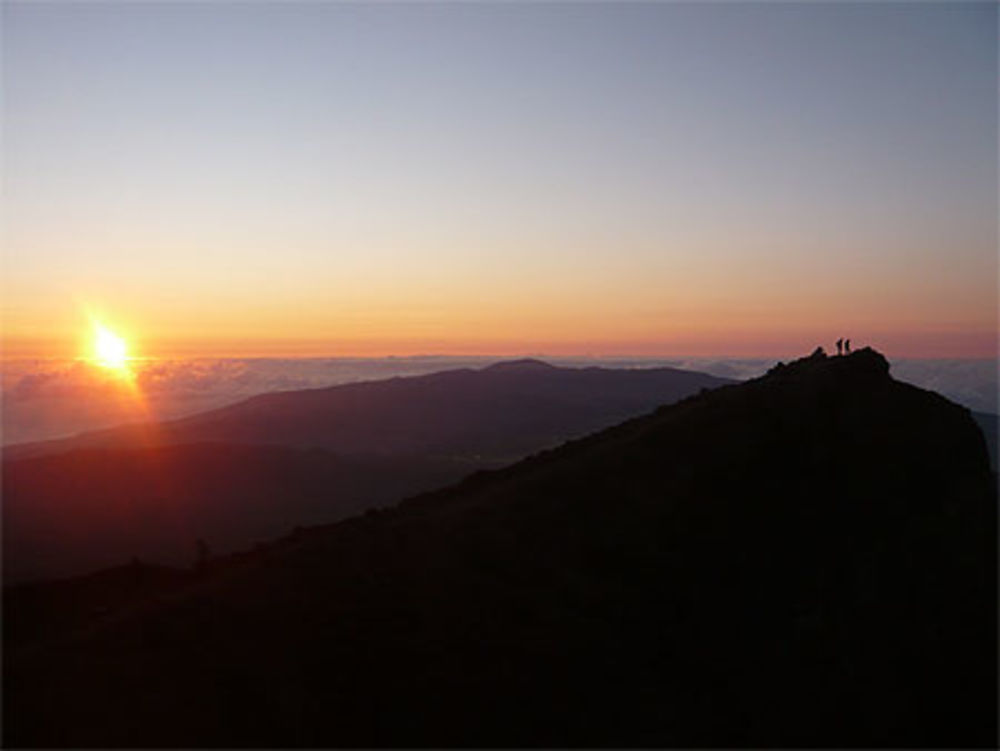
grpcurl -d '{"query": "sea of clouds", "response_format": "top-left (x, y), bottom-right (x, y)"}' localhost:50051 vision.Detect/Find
top-left (2, 355), bottom-right (995, 446)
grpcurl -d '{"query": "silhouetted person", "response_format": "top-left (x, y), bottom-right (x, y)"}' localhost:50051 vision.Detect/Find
top-left (836, 338), bottom-right (843, 356)
top-left (844, 338), bottom-right (851, 354)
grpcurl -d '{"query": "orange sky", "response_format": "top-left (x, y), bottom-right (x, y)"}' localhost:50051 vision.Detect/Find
top-left (3, 3), bottom-right (997, 360)
top-left (2, 302), bottom-right (995, 361)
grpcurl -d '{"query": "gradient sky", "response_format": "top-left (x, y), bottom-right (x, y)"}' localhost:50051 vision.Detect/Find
top-left (3, 2), bottom-right (997, 358)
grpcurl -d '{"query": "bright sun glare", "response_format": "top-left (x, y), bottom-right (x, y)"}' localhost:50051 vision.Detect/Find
top-left (93, 323), bottom-right (129, 371)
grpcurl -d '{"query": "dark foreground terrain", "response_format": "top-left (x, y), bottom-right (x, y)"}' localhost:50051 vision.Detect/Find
top-left (4, 348), bottom-right (996, 747)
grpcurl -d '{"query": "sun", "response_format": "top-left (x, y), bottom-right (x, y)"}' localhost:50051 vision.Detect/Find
top-left (93, 323), bottom-right (129, 371)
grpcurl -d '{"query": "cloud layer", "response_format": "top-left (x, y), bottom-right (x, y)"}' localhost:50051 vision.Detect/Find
top-left (3, 355), bottom-right (995, 446)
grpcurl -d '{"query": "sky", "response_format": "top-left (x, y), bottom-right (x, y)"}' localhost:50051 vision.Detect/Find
top-left (2, 1), bottom-right (997, 359)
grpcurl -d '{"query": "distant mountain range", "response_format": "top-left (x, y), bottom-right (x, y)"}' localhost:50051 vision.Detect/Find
top-left (5, 359), bottom-right (732, 460)
top-left (3, 359), bottom-right (731, 581)
top-left (5, 348), bottom-right (995, 747)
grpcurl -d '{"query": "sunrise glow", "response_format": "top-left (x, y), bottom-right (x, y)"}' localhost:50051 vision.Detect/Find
top-left (92, 323), bottom-right (129, 372)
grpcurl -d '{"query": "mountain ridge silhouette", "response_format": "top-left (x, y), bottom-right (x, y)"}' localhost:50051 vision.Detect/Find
top-left (4, 359), bottom-right (732, 460)
top-left (3, 360), bottom-right (732, 582)
top-left (5, 347), bottom-right (995, 747)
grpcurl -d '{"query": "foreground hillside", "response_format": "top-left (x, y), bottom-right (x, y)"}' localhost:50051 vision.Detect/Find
top-left (3, 360), bottom-right (729, 581)
top-left (3, 444), bottom-right (463, 582)
top-left (5, 348), bottom-right (996, 747)
top-left (972, 410), bottom-right (998, 470)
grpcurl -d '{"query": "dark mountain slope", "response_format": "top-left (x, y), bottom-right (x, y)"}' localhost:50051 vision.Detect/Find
top-left (3, 361), bottom-right (730, 582)
top-left (5, 359), bottom-right (732, 461)
top-left (2, 443), bottom-right (464, 583)
top-left (5, 348), bottom-right (995, 748)
top-left (972, 410), bottom-right (997, 470)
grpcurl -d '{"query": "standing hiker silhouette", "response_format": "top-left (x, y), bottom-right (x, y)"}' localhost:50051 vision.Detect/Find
top-left (844, 338), bottom-right (851, 354)
top-left (836, 338), bottom-right (843, 356)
